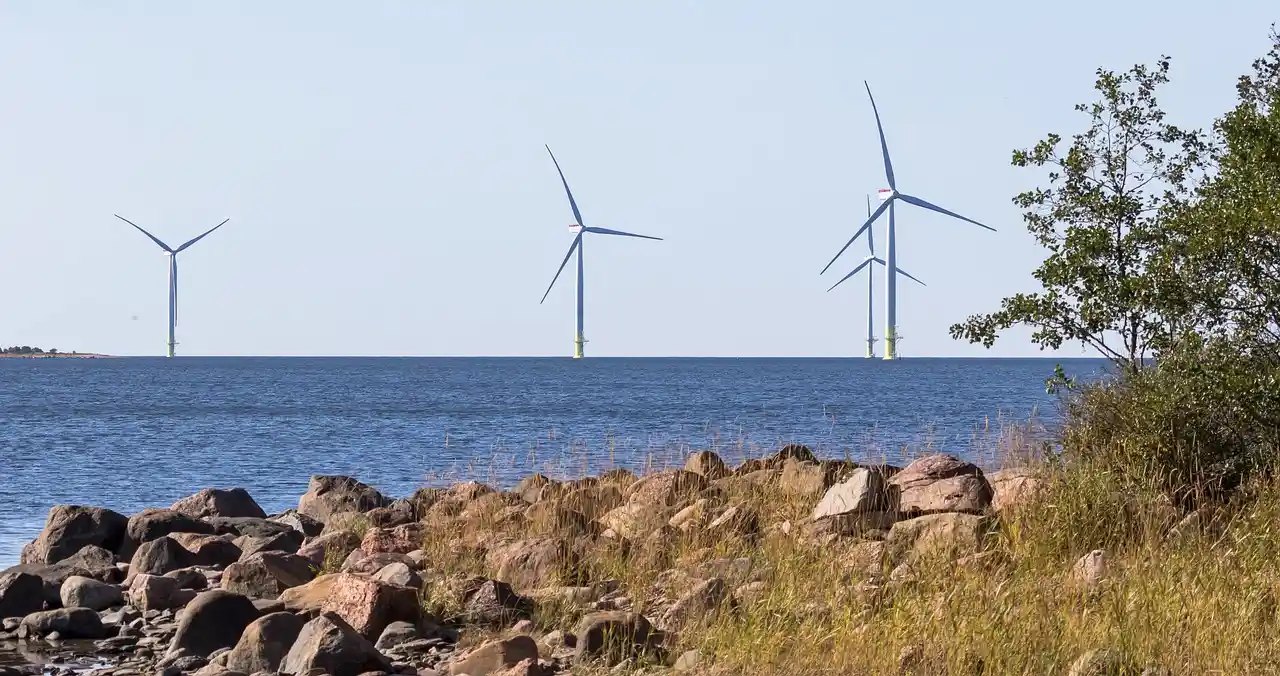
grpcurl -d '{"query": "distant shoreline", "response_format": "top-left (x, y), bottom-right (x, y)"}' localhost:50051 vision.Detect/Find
top-left (0, 352), bottom-right (112, 359)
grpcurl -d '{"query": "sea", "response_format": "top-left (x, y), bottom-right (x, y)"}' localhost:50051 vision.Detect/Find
top-left (0, 356), bottom-right (1109, 565)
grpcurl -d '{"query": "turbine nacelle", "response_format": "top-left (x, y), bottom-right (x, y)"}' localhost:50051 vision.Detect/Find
top-left (569, 224), bottom-right (584, 234)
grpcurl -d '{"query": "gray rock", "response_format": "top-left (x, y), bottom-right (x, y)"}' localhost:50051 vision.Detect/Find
top-left (129, 574), bottom-right (182, 611)
top-left (374, 620), bottom-right (419, 651)
top-left (19, 506), bottom-right (129, 565)
top-left (128, 537), bottom-right (197, 581)
top-left (812, 468), bottom-right (896, 519)
top-left (371, 562), bottom-right (422, 589)
top-left (0, 572), bottom-right (47, 618)
top-left (166, 590), bottom-right (261, 659)
top-left (164, 567), bottom-right (210, 591)
top-left (297, 530), bottom-right (362, 568)
top-left (220, 552), bottom-right (315, 600)
top-left (447, 635), bottom-right (538, 676)
top-left (297, 476), bottom-right (391, 521)
top-left (20, 607), bottom-right (108, 639)
top-left (121, 509), bottom-right (215, 559)
top-left (59, 576), bottom-right (122, 611)
top-left (235, 531), bottom-right (305, 559)
top-left (280, 611), bottom-right (392, 676)
top-left (268, 509), bottom-right (325, 538)
top-left (171, 489), bottom-right (267, 520)
top-left (206, 518), bottom-right (296, 539)
top-left (224, 611), bottom-right (304, 674)
top-left (572, 611), bottom-right (655, 666)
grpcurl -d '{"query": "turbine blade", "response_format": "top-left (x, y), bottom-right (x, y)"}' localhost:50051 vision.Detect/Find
top-left (866, 196), bottom-right (876, 255)
top-left (896, 193), bottom-right (995, 231)
top-left (540, 234), bottom-right (582, 304)
top-left (115, 214), bottom-right (173, 252)
top-left (545, 145), bottom-right (584, 226)
top-left (175, 218), bottom-right (230, 252)
top-left (821, 197), bottom-right (891, 274)
top-left (896, 267), bottom-right (926, 286)
top-left (171, 256), bottom-right (179, 326)
top-left (865, 81), bottom-right (896, 190)
top-left (826, 257), bottom-right (875, 292)
top-left (582, 227), bottom-right (662, 241)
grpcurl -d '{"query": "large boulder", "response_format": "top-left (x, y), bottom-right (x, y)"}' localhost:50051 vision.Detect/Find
top-left (59, 576), bottom-right (122, 611)
top-left (767, 443), bottom-right (816, 467)
top-left (236, 530), bottom-right (305, 558)
top-left (268, 509), bottom-right (324, 538)
top-left (172, 489), bottom-right (267, 520)
top-left (207, 517), bottom-right (296, 539)
top-left (128, 536), bottom-right (197, 580)
top-left (129, 574), bottom-right (184, 611)
top-left (573, 611), bottom-right (656, 666)
top-left (885, 513), bottom-right (988, 563)
top-left (279, 574), bottom-right (338, 613)
top-left (121, 508), bottom-right (215, 558)
top-left (280, 611), bottom-right (392, 676)
top-left (220, 552), bottom-right (315, 600)
top-left (888, 455), bottom-right (992, 516)
top-left (811, 467), bottom-right (898, 529)
top-left (484, 538), bottom-right (578, 591)
top-left (4, 545), bottom-right (121, 607)
top-left (319, 573), bottom-right (420, 640)
top-left (448, 635), bottom-right (539, 676)
top-left (19, 505), bottom-right (128, 565)
top-left (171, 533), bottom-right (243, 568)
top-left (371, 562), bottom-right (422, 589)
top-left (297, 530), bottom-right (362, 568)
top-left (0, 572), bottom-right (46, 617)
top-left (987, 467), bottom-right (1042, 513)
top-left (684, 451), bottom-right (728, 480)
top-left (19, 607), bottom-right (107, 639)
top-left (625, 470), bottom-right (708, 510)
top-left (513, 474), bottom-right (557, 504)
top-left (224, 611), bottom-right (305, 674)
top-left (166, 589), bottom-right (261, 659)
top-left (297, 476), bottom-right (391, 521)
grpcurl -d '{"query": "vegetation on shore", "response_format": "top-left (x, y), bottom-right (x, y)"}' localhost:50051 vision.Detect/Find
top-left (0, 345), bottom-right (105, 358)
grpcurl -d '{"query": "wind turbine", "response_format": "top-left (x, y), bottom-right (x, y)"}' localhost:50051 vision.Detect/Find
top-left (827, 195), bottom-right (926, 358)
top-left (539, 145), bottom-right (662, 359)
top-left (115, 215), bottom-right (230, 358)
top-left (821, 82), bottom-right (995, 360)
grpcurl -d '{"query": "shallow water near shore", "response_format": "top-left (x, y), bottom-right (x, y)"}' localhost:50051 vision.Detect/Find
top-left (0, 356), bottom-right (1107, 564)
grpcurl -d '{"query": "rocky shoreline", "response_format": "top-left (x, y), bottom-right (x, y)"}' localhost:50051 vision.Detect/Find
top-left (0, 446), bottom-right (1035, 676)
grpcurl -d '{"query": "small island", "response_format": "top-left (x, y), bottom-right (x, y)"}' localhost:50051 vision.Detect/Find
top-left (0, 345), bottom-right (109, 358)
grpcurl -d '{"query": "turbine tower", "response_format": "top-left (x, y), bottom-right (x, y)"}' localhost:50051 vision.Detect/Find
top-left (827, 195), bottom-right (925, 358)
top-left (116, 215), bottom-right (229, 358)
top-left (539, 145), bottom-right (662, 359)
top-left (821, 82), bottom-right (995, 360)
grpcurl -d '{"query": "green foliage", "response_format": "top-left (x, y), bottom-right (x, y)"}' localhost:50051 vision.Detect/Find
top-left (949, 57), bottom-right (1208, 370)
top-left (2, 345), bottom-right (45, 355)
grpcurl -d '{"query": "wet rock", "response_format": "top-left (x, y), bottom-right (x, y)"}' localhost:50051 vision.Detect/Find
top-left (374, 620), bottom-right (418, 651)
top-left (172, 489), bottom-right (267, 520)
top-left (889, 455), bottom-right (992, 515)
top-left (59, 576), bottom-right (122, 611)
top-left (297, 530), bottom-right (362, 568)
top-left (298, 476), bottom-right (392, 521)
top-left (20, 607), bottom-right (107, 639)
top-left (572, 611), bottom-right (656, 666)
top-left (128, 537), bottom-right (196, 581)
top-left (320, 573), bottom-right (420, 640)
top-left (281, 611), bottom-right (392, 676)
top-left (371, 563), bottom-right (422, 590)
top-left (224, 611), bottom-right (304, 673)
top-left (121, 509), bottom-right (214, 559)
top-left (19, 506), bottom-right (129, 565)
top-left (221, 552), bottom-right (315, 600)
top-left (235, 530), bottom-right (305, 558)
top-left (166, 589), bottom-right (261, 659)
top-left (0, 572), bottom-right (46, 618)
top-left (170, 534), bottom-right (243, 568)
top-left (448, 635), bottom-right (538, 676)
top-left (684, 452), bottom-right (728, 480)
top-left (268, 510), bottom-right (324, 538)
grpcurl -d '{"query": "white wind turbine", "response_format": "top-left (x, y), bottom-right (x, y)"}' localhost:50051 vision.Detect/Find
top-left (116, 214), bottom-right (229, 358)
top-left (821, 82), bottom-right (995, 360)
top-left (539, 146), bottom-right (663, 358)
top-left (827, 195), bottom-right (925, 358)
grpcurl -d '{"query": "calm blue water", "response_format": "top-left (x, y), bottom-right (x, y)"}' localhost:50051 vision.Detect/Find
top-left (0, 357), bottom-right (1108, 564)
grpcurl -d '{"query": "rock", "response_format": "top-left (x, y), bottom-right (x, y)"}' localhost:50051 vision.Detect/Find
top-left (705, 504), bottom-right (759, 538)
top-left (684, 451), bottom-right (728, 480)
top-left (1068, 649), bottom-right (1135, 676)
top-left (559, 486), bottom-right (624, 521)
top-left (626, 471), bottom-right (708, 511)
top-left (0, 572), bottom-right (46, 618)
top-left (252, 598), bottom-right (286, 614)
top-left (5, 544), bottom-right (123, 608)
top-left (281, 611), bottom-right (392, 676)
top-left (129, 574), bottom-right (182, 611)
top-left (885, 513), bottom-right (987, 563)
top-left (513, 474), bottom-right (557, 504)
top-left (374, 620), bottom-right (418, 651)
top-left (484, 538), bottom-right (578, 591)
top-left (1072, 550), bottom-right (1108, 591)
top-left (572, 611), bottom-right (655, 666)
top-left (172, 489), bottom-right (267, 520)
top-left (462, 579), bottom-right (533, 627)
top-left (986, 467), bottom-right (1041, 513)
top-left (59, 576), bottom-right (122, 611)
top-left (20, 506), bottom-right (129, 565)
top-left (221, 552), bottom-right (315, 600)
top-left (19, 607), bottom-right (107, 639)
top-left (121, 509), bottom-right (215, 558)
top-left (269, 510), bottom-right (325, 538)
top-left (128, 537), bottom-right (197, 581)
top-left (490, 658), bottom-right (549, 676)
top-left (597, 502), bottom-right (667, 542)
top-left (448, 635), bottom-right (538, 676)
top-left (165, 567), bottom-right (210, 591)
top-left (224, 611), bottom-right (304, 673)
top-left (812, 468), bottom-right (895, 519)
top-left (236, 531), bottom-right (305, 558)
top-left (280, 573), bottom-right (338, 613)
top-left (207, 517), bottom-right (296, 539)
top-left (669, 499), bottom-right (715, 531)
top-left (658, 577), bottom-right (727, 629)
top-left (371, 563), bottom-right (422, 590)
top-left (366, 502), bottom-right (416, 529)
top-left (298, 530), bottom-right (363, 568)
top-left (889, 455), bottom-right (992, 515)
top-left (344, 551), bottom-right (415, 575)
top-left (319, 573), bottom-right (420, 640)
top-left (360, 524), bottom-right (425, 556)
top-left (171, 534), bottom-right (243, 568)
top-left (779, 460), bottom-right (839, 497)
top-left (298, 476), bottom-right (392, 521)
top-left (674, 649), bottom-right (702, 672)
top-left (523, 502), bottom-right (594, 538)
top-left (166, 589), bottom-right (261, 659)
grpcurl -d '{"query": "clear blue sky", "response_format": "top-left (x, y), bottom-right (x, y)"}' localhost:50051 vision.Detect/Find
top-left (0, 2), bottom-right (1273, 357)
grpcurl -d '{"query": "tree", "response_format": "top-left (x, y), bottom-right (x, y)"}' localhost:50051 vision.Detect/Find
top-left (949, 58), bottom-right (1209, 371)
